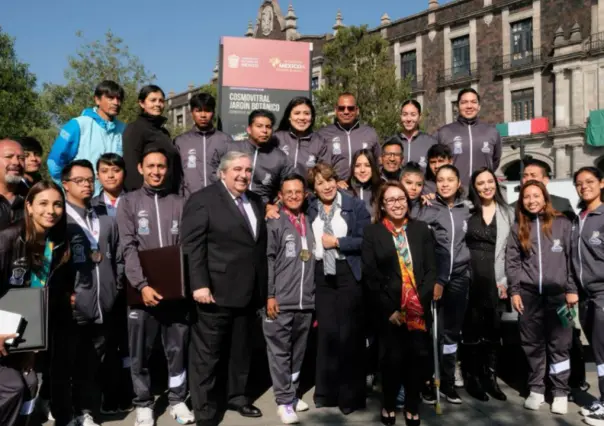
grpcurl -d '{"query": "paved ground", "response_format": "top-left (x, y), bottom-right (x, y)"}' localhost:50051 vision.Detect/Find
top-left (40, 366), bottom-right (599, 425)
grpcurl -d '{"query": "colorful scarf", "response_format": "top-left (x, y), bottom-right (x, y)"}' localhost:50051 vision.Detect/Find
top-left (382, 218), bottom-right (426, 331)
top-left (31, 240), bottom-right (53, 288)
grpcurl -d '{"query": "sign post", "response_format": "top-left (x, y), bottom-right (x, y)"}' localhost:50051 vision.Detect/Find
top-left (218, 37), bottom-right (312, 140)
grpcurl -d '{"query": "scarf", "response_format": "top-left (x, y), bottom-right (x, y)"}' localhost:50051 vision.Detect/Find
top-left (382, 218), bottom-right (426, 331)
top-left (31, 240), bottom-right (53, 288)
top-left (318, 197), bottom-right (339, 275)
top-left (283, 207), bottom-right (306, 236)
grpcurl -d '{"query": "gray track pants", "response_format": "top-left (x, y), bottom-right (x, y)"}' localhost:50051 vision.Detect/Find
top-left (0, 364), bottom-right (37, 426)
top-left (263, 310), bottom-right (313, 406)
top-left (581, 299), bottom-right (604, 399)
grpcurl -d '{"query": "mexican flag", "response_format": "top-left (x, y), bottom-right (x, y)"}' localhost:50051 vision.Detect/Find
top-left (496, 117), bottom-right (549, 137)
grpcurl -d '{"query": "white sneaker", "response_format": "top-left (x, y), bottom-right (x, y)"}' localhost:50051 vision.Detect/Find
top-left (582, 401), bottom-right (604, 417)
top-left (454, 362), bottom-right (464, 388)
top-left (523, 392), bottom-right (545, 411)
top-left (551, 396), bottom-right (568, 415)
top-left (277, 404), bottom-right (299, 424)
top-left (37, 398), bottom-right (55, 421)
top-left (79, 413), bottom-right (100, 426)
top-left (134, 407), bottom-right (155, 426)
top-left (294, 399), bottom-right (309, 412)
top-left (169, 402), bottom-right (195, 425)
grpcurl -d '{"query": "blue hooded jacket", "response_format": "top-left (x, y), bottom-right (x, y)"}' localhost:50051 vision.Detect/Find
top-left (47, 108), bottom-right (125, 194)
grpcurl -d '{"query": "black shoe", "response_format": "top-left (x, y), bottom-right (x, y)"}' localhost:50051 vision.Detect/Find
top-left (421, 382), bottom-right (436, 405)
top-left (483, 370), bottom-right (507, 401)
top-left (381, 411), bottom-right (396, 425)
top-left (466, 374), bottom-right (488, 402)
top-left (404, 411), bottom-right (420, 426)
top-left (440, 385), bottom-right (462, 404)
top-left (227, 404), bottom-right (262, 418)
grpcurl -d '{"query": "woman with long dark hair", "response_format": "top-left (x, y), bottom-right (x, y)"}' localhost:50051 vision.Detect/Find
top-left (362, 181), bottom-right (435, 425)
top-left (462, 168), bottom-right (512, 402)
top-left (0, 181), bottom-right (71, 426)
top-left (274, 97), bottom-right (333, 176)
top-left (506, 181), bottom-right (577, 415)
top-left (347, 149), bottom-right (381, 215)
top-left (569, 167), bottom-right (604, 423)
top-left (122, 85), bottom-right (180, 193)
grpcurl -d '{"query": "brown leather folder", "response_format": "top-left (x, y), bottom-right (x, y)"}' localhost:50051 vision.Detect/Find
top-left (126, 245), bottom-right (186, 306)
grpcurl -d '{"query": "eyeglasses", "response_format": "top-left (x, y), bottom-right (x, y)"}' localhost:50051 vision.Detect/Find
top-left (282, 190), bottom-right (304, 197)
top-left (67, 178), bottom-right (95, 186)
top-left (383, 152), bottom-right (402, 158)
top-left (337, 106), bottom-right (356, 112)
top-left (384, 197), bottom-right (407, 207)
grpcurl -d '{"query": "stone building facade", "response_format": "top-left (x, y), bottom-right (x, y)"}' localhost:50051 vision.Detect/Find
top-left (166, 0), bottom-right (604, 180)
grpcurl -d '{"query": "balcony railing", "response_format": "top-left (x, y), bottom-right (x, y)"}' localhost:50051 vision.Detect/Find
top-left (437, 63), bottom-right (480, 88)
top-left (585, 32), bottom-right (604, 55)
top-left (492, 50), bottom-right (544, 76)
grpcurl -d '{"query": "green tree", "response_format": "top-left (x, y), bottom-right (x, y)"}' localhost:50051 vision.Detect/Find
top-left (41, 30), bottom-right (155, 127)
top-left (0, 27), bottom-right (49, 139)
top-left (313, 25), bottom-right (411, 140)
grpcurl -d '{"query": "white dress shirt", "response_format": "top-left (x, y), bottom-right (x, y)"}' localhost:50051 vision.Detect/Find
top-left (103, 191), bottom-right (124, 218)
top-left (222, 180), bottom-right (258, 238)
top-left (312, 192), bottom-right (348, 260)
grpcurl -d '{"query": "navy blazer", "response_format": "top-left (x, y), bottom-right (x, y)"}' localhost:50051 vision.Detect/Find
top-left (306, 190), bottom-right (371, 282)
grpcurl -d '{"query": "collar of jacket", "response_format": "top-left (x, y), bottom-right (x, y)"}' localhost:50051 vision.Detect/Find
top-left (82, 107), bottom-right (124, 133)
top-left (334, 120), bottom-right (361, 132)
top-left (140, 112), bottom-right (168, 129)
top-left (288, 129), bottom-right (313, 141)
top-left (381, 167), bottom-right (402, 181)
top-left (193, 125), bottom-right (216, 135)
top-left (399, 130), bottom-right (423, 141)
top-left (351, 178), bottom-right (373, 191)
top-left (583, 203), bottom-right (604, 216)
top-left (435, 193), bottom-right (467, 209)
top-left (142, 184), bottom-right (169, 198)
top-left (246, 138), bottom-right (276, 152)
top-left (457, 115), bottom-right (478, 126)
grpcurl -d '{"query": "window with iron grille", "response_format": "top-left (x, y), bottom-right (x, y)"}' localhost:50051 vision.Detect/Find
top-left (511, 88), bottom-right (534, 121)
top-left (401, 50), bottom-right (417, 86)
top-left (511, 19), bottom-right (533, 63)
top-left (176, 114), bottom-right (184, 127)
top-left (451, 36), bottom-right (470, 76)
top-left (311, 76), bottom-right (320, 91)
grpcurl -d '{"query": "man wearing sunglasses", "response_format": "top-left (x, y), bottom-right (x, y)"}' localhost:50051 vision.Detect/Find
top-left (318, 93), bottom-right (380, 184)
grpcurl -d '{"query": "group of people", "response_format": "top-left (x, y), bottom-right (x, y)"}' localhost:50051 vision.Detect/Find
top-left (0, 78), bottom-right (602, 426)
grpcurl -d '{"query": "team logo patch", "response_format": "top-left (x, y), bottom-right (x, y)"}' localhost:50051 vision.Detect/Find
top-left (262, 173), bottom-right (272, 186)
top-left (418, 156), bottom-right (427, 168)
top-left (306, 155), bottom-right (317, 168)
top-left (462, 220), bottom-right (468, 233)
top-left (481, 141), bottom-right (491, 154)
top-left (138, 218), bottom-right (150, 235)
top-left (453, 137), bottom-right (463, 155)
top-left (589, 231), bottom-right (602, 246)
top-left (9, 267), bottom-right (26, 287)
top-left (171, 220), bottom-right (179, 235)
top-left (73, 243), bottom-right (86, 263)
top-left (551, 239), bottom-right (563, 253)
top-left (285, 233), bottom-right (296, 258)
top-left (187, 149), bottom-right (197, 169)
top-left (332, 137), bottom-right (342, 155)
top-left (280, 145), bottom-right (290, 156)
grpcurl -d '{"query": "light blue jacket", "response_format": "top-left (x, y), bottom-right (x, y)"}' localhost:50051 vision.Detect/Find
top-left (47, 108), bottom-right (125, 194)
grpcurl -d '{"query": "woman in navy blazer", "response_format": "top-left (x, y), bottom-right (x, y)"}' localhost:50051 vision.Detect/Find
top-left (306, 162), bottom-right (371, 414)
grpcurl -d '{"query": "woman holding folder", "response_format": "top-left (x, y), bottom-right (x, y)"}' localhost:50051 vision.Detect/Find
top-left (0, 181), bottom-right (71, 426)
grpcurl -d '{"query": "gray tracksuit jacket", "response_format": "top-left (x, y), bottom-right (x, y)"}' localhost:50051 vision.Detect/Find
top-left (392, 132), bottom-right (438, 172)
top-left (116, 186), bottom-right (184, 291)
top-left (434, 116), bottom-right (502, 187)
top-left (67, 202), bottom-right (124, 325)
top-left (174, 126), bottom-right (233, 199)
top-left (211, 139), bottom-right (295, 205)
top-left (317, 121), bottom-right (381, 181)
top-left (416, 196), bottom-right (472, 286)
top-left (571, 205), bottom-right (604, 305)
top-left (347, 181), bottom-right (375, 215)
top-left (506, 215), bottom-right (577, 296)
top-left (266, 212), bottom-right (315, 310)
top-left (273, 130), bottom-right (334, 176)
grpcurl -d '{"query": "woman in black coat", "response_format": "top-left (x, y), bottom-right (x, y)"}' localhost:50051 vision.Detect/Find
top-left (122, 85), bottom-right (181, 193)
top-left (362, 181), bottom-right (436, 426)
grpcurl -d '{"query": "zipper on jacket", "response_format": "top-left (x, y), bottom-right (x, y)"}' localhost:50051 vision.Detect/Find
top-left (203, 134), bottom-right (207, 187)
top-left (85, 215), bottom-right (103, 324)
top-left (250, 148), bottom-right (259, 191)
top-left (346, 131), bottom-right (352, 169)
top-left (360, 187), bottom-right (364, 202)
top-left (154, 194), bottom-right (164, 248)
top-left (448, 207), bottom-right (455, 280)
top-left (578, 216), bottom-right (587, 289)
top-left (294, 139), bottom-right (300, 169)
top-left (536, 216), bottom-right (543, 294)
top-left (468, 125), bottom-right (473, 179)
top-left (299, 237), bottom-right (306, 310)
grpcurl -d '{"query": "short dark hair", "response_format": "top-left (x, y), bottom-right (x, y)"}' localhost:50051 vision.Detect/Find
top-left (401, 162), bottom-right (424, 179)
top-left (280, 173), bottom-right (307, 190)
top-left (139, 144), bottom-right (168, 165)
top-left (17, 136), bottom-right (43, 155)
top-left (382, 136), bottom-right (404, 153)
top-left (427, 143), bottom-right (452, 160)
top-left (278, 97), bottom-right (315, 132)
top-left (401, 99), bottom-right (422, 115)
top-left (96, 153), bottom-right (125, 171)
top-left (457, 88), bottom-right (481, 104)
top-left (138, 85), bottom-right (165, 102)
top-left (61, 159), bottom-right (95, 182)
top-left (190, 93), bottom-right (216, 111)
top-left (523, 158), bottom-right (551, 178)
top-left (248, 109), bottom-right (276, 126)
top-left (94, 80), bottom-right (125, 101)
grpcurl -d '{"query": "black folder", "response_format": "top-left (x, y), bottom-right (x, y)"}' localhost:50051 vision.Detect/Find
top-left (127, 245), bottom-right (186, 306)
top-left (0, 287), bottom-right (47, 352)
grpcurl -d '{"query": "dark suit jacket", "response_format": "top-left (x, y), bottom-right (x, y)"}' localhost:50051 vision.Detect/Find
top-left (180, 182), bottom-right (268, 309)
top-left (511, 194), bottom-right (576, 222)
top-left (361, 220), bottom-right (436, 327)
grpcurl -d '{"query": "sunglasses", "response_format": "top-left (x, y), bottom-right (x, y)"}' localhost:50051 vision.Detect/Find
top-left (337, 106), bottom-right (357, 112)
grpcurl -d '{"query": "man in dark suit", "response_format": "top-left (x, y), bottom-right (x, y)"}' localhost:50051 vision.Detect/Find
top-left (181, 150), bottom-right (268, 426)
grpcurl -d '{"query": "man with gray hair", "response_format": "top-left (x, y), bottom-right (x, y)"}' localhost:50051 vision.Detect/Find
top-left (0, 139), bottom-right (26, 230)
top-left (181, 150), bottom-right (268, 425)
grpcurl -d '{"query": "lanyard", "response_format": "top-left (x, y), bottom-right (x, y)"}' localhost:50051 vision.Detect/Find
top-left (66, 204), bottom-right (100, 250)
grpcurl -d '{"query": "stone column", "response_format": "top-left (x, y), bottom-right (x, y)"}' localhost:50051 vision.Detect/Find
top-left (533, 70), bottom-right (543, 117)
top-left (571, 144), bottom-right (584, 176)
top-left (554, 69), bottom-right (570, 128)
top-left (554, 145), bottom-right (568, 178)
top-left (503, 76), bottom-right (511, 122)
top-left (571, 67), bottom-right (585, 126)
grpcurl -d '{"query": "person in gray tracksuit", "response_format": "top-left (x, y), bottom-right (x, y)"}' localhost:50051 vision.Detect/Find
top-left (116, 147), bottom-right (191, 418)
top-left (263, 175), bottom-right (316, 419)
top-left (389, 132), bottom-right (437, 173)
top-left (434, 89), bottom-right (501, 188)
top-left (506, 183), bottom-right (577, 407)
top-left (318, 121), bottom-right (380, 182)
top-left (273, 130), bottom-right (333, 177)
top-left (416, 165), bottom-right (471, 401)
